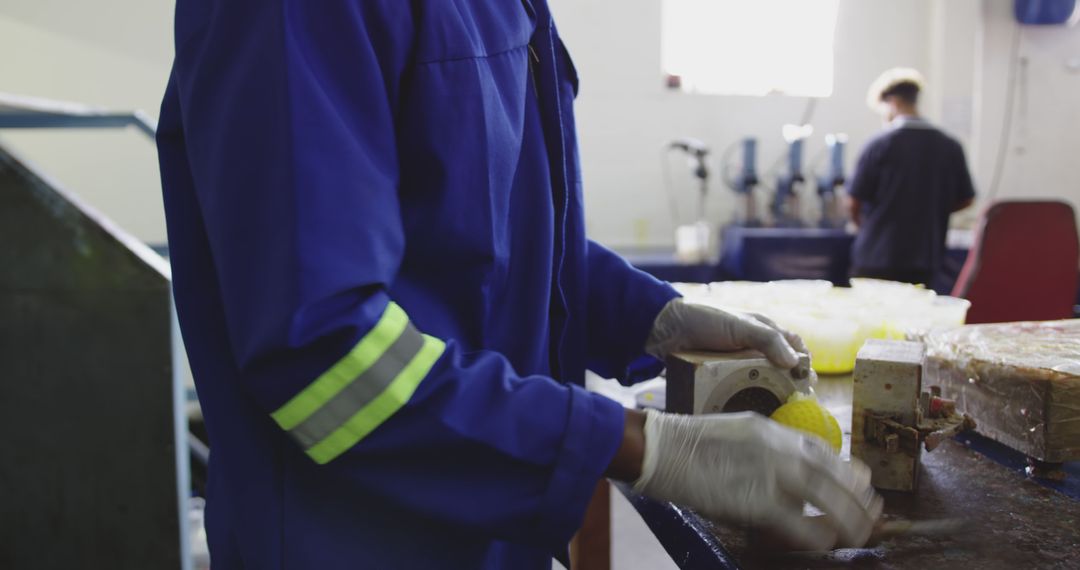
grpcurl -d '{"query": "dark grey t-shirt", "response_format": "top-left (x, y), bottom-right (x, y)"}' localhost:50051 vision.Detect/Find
top-left (848, 118), bottom-right (976, 273)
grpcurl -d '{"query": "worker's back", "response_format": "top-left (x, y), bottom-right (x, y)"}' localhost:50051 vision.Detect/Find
top-left (848, 118), bottom-right (976, 285)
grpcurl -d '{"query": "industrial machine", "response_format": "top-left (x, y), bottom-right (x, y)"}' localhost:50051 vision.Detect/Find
top-left (667, 138), bottom-right (713, 261)
top-left (770, 126), bottom-right (810, 227)
top-left (669, 130), bottom-right (848, 233)
top-left (852, 339), bottom-right (976, 491)
top-left (666, 350), bottom-right (813, 416)
top-left (814, 134), bottom-right (848, 228)
top-left (725, 137), bottom-right (761, 226)
top-left (668, 137), bottom-right (711, 222)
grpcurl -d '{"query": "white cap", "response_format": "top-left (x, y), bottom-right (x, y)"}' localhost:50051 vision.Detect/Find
top-left (866, 68), bottom-right (925, 112)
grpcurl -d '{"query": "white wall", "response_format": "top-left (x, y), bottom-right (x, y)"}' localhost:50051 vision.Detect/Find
top-left (927, 0), bottom-right (980, 146)
top-left (0, 2), bottom-right (174, 244)
top-left (971, 0), bottom-right (1080, 211)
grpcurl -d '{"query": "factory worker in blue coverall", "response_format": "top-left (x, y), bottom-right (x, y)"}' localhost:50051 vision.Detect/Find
top-left (156, 1), bottom-right (881, 568)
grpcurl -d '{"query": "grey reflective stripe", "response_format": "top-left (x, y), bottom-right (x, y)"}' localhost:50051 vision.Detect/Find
top-left (289, 323), bottom-right (426, 449)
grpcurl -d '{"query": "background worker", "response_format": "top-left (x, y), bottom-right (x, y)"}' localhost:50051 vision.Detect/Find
top-left (156, 1), bottom-right (881, 568)
top-left (848, 68), bottom-right (977, 286)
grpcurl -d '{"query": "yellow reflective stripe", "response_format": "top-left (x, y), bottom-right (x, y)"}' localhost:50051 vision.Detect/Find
top-left (271, 302), bottom-right (409, 431)
top-left (306, 335), bottom-right (445, 465)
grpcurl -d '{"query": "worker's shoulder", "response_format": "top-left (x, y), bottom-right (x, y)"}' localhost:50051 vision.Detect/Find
top-left (938, 129), bottom-right (967, 152)
top-left (859, 128), bottom-right (897, 158)
top-left (912, 126), bottom-right (968, 158)
top-left (889, 123), bottom-right (965, 149)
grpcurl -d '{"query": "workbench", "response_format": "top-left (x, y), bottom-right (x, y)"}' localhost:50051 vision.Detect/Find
top-left (619, 226), bottom-right (971, 294)
top-left (617, 373), bottom-right (1080, 569)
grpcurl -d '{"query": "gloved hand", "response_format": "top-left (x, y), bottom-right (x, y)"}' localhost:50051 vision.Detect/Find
top-left (633, 410), bottom-right (882, 551)
top-left (646, 298), bottom-right (808, 369)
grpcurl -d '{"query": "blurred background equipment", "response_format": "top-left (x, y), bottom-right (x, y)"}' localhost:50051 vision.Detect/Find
top-left (666, 137), bottom-right (711, 219)
top-left (815, 133), bottom-right (848, 228)
top-left (665, 137), bottom-right (714, 261)
top-left (770, 124), bottom-right (812, 227)
top-left (724, 137), bottom-right (761, 226)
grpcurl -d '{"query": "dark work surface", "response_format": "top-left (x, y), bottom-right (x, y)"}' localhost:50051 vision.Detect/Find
top-left (704, 437), bottom-right (1080, 570)
top-left (613, 481), bottom-right (739, 570)
top-left (621, 374), bottom-right (1080, 570)
top-left (956, 431), bottom-right (1080, 501)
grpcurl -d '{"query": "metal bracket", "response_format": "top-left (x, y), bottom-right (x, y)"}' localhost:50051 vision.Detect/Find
top-left (865, 414), bottom-right (921, 454)
top-left (921, 413), bottom-right (977, 451)
top-left (864, 394), bottom-right (977, 454)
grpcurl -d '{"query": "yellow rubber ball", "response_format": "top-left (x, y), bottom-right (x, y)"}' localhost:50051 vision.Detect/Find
top-left (770, 395), bottom-right (842, 452)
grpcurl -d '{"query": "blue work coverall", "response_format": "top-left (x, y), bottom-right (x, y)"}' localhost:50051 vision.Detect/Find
top-left (157, 1), bottom-right (677, 567)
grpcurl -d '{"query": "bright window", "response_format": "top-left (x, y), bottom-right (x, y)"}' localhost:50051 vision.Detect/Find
top-left (661, 0), bottom-right (840, 97)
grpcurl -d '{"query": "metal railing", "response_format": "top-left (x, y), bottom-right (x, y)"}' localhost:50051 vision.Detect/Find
top-left (0, 92), bottom-right (157, 138)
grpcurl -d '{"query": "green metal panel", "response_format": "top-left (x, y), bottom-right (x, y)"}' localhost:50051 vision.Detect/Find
top-left (0, 145), bottom-right (184, 569)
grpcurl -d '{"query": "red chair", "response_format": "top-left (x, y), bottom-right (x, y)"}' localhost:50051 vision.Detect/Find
top-left (952, 200), bottom-right (1079, 324)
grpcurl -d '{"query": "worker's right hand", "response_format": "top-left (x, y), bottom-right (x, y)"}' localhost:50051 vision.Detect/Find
top-left (632, 410), bottom-right (882, 551)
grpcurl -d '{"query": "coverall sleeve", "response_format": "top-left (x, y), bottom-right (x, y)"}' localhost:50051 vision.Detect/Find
top-left (164, 0), bottom-right (623, 548)
top-left (848, 141), bottom-right (881, 202)
top-left (584, 240), bottom-right (680, 381)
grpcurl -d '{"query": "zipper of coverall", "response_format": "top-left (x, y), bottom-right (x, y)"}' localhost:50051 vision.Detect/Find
top-left (527, 45), bottom-right (540, 100)
top-left (528, 41), bottom-right (560, 379)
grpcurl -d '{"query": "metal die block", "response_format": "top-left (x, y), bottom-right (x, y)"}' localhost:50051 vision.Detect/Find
top-left (852, 339), bottom-right (925, 492)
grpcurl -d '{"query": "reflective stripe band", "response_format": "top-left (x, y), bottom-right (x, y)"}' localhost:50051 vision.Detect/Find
top-left (289, 323), bottom-right (425, 449)
top-left (305, 334), bottom-right (444, 465)
top-left (269, 302), bottom-right (446, 464)
top-left (271, 303), bottom-right (409, 430)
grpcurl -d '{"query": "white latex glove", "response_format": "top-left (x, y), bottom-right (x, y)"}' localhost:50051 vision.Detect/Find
top-left (646, 298), bottom-right (808, 369)
top-left (633, 410), bottom-right (882, 551)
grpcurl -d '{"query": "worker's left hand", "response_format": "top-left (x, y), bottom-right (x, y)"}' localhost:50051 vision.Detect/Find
top-left (645, 298), bottom-right (808, 369)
